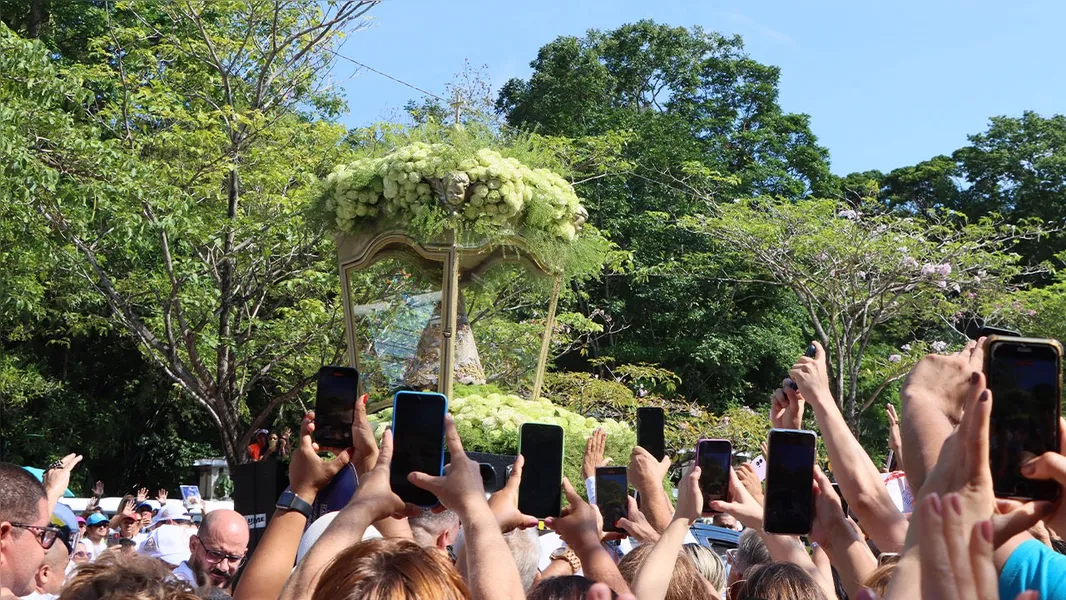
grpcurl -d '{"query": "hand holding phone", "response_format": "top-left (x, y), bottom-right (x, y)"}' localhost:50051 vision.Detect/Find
top-left (763, 428), bottom-right (817, 535)
top-left (789, 344), bottom-right (818, 391)
top-left (636, 407), bottom-right (665, 462)
top-left (518, 423), bottom-right (565, 519)
top-left (314, 366), bottom-right (359, 448)
top-left (596, 466), bottom-right (628, 533)
top-left (389, 391), bottom-right (448, 507)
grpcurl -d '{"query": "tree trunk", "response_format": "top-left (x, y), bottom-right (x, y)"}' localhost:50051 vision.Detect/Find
top-left (405, 294), bottom-right (486, 390)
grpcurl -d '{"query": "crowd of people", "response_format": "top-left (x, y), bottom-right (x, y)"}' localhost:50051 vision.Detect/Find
top-left (4, 340), bottom-right (1066, 599)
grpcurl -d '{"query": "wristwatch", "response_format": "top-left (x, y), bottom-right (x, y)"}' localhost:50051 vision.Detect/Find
top-left (549, 545), bottom-right (581, 574)
top-left (276, 490), bottom-right (313, 519)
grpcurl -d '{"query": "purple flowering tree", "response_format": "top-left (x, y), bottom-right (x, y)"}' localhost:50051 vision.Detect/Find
top-left (682, 198), bottom-right (1052, 428)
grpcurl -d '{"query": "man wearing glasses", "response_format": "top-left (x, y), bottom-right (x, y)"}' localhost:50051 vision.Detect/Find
top-left (0, 463), bottom-right (52, 600)
top-left (174, 509), bottom-right (249, 591)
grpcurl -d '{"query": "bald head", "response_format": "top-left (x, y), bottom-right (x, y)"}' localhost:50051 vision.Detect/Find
top-left (34, 542), bottom-right (69, 595)
top-left (197, 510), bottom-right (249, 548)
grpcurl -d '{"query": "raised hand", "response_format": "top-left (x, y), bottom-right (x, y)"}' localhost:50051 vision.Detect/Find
top-left (289, 411), bottom-right (353, 500)
top-left (545, 478), bottom-right (606, 554)
top-left (628, 446), bottom-right (670, 494)
top-left (809, 466), bottom-right (849, 547)
top-left (709, 468), bottom-right (763, 529)
top-left (136, 487), bottom-right (148, 503)
top-left (351, 394), bottom-right (379, 475)
top-left (582, 429), bottom-right (611, 481)
top-left (673, 465), bottom-right (703, 523)
top-left (1019, 419), bottom-right (1066, 537)
top-left (156, 488), bottom-right (168, 503)
top-left (918, 493), bottom-right (998, 600)
top-left (92, 480), bottom-right (104, 497)
top-left (350, 429), bottom-right (408, 520)
top-left (736, 463), bottom-right (764, 506)
top-left (616, 496), bottom-right (659, 543)
top-left (789, 341), bottom-right (834, 409)
top-left (771, 384), bottom-right (805, 430)
top-left (408, 415), bottom-right (488, 516)
top-left (42, 453), bottom-right (83, 511)
top-left (487, 455), bottom-right (539, 533)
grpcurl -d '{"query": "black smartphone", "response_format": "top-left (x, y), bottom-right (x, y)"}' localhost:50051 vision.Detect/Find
top-left (985, 336), bottom-right (1063, 501)
top-left (886, 449), bottom-right (899, 473)
top-left (979, 326), bottom-right (1021, 339)
top-left (596, 466), bottom-right (629, 533)
top-left (518, 423), bottom-right (565, 519)
top-left (764, 428), bottom-right (817, 535)
top-left (636, 407), bottom-right (665, 462)
top-left (696, 439), bottom-right (732, 514)
top-left (831, 482), bottom-right (849, 517)
top-left (389, 391), bottom-right (449, 507)
top-left (789, 344), bottom-right (818, 390)
top-left (314, 366), bottom-right (359, 448)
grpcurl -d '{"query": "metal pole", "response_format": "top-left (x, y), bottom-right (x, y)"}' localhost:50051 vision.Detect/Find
top-left (439, 228), bottom-right (460, 398)
top-left (531, 275), bottom-right (563, 401)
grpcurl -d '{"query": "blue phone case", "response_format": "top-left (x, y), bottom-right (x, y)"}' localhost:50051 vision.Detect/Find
top-left (391, 390), bottom-right (449, 508)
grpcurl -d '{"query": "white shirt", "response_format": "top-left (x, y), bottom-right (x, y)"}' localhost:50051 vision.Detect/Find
top-left (20, 592), bottom-right (56, 600)
top-left (86, 538), bottom-right (108, 562)
top-left (173, 562), bottom-right (196, 585)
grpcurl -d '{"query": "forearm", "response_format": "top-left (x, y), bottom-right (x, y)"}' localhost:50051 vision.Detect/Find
top-left (813, 402), bottom-right (907, 551)
top-left (821, 528), bottom-right (878, 599)
top-left (234, 509), bottom-right (307, 600)
top-left (574, 541), bottom-right (631, 596)
top-left (459, 505), bottom-right (526, 600)
top-left (636, 484), bottom-right (674, 532)
top-left (882, 552), bottom-right (920, 599)
top-left (900, 391), bottom-right (955, 492)
top-left (279, 504), bottom-right (374, 600)
top-left (372, 516), bottom-right (413, 540)
top-left (632, 518), bottom-right (688, 600)
top-left (762, 534), bottom-right (834, 600)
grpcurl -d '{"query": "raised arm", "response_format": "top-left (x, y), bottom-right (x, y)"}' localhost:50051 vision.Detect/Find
top-left (809, 466), bottom-right (876, 599)
top-left (351, 395), bottom-right (413, 541)
top-left (41, 453), bottom-right (83, 515)
top-left (628, 446), bottom-right (673, 532)
top-left (235, 412), bottom-right (354, 600)
top-left (790, 341), bottom-right (908, 551)
top-left (408, 416), bottom-right (526, 600)
top-left (546, 478), bottom-right (632, 596)
top-left (632, 465), bottom-right (702, 600)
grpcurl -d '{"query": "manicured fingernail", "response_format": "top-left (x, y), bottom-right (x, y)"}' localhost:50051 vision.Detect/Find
top-left (929, 493), bottom-right (942, 515)
top-left (950, 494), bottom-right (962, 515)
top-left (980, 520), bottom-right (993, 543)
top-left (971, 371), bottom-right (980, 384)
top-left (979, 390), bottom-right (991, 402)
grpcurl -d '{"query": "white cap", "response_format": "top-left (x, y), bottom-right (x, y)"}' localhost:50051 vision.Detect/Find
top-left (140, 525), bottom-right (193, 566)
top-left (296, 512), bottom-right (380, 564)
top-left (151, 505), bottom-right (192, 528)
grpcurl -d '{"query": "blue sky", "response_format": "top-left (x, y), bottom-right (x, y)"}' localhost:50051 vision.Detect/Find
top-left (332, 0), bottom-right (1066, 176)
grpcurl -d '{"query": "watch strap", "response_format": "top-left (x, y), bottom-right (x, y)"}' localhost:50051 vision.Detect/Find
top-left (276, 490), bottom-right (313, 519)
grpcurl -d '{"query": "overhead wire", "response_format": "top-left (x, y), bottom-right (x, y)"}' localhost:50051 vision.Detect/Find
top-left (326, 48), bottom-right (447, 103)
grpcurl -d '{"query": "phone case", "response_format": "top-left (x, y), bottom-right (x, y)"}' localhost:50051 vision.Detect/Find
top-left (595, 466), bottom-right (629, 533)
top-left (390, 391), bottom-right (449, 508)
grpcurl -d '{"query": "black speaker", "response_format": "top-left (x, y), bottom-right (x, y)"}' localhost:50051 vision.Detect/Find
top-left (444, 451), bottom-right (516, 493)
top-left (230, 458), bottom-right (287, 554)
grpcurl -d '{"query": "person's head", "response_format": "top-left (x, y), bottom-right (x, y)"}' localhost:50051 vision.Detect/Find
top-left (137, 502), bottom-right (156, 522)
top-left (503, 528), bottom-right (540, 593)
top-left (408, 509), bottom-right (460, 551)
top-left (188, 510), bottom-right (249, 589)
top-left (683, 543), bottom-right (726, 595)
top-left (617, 543), bottom-right (714, 600)
top-left (119, 512), bottom-right (143, 539)
top-left (254, 430), bottom-right (269, 448)
top-left (118, 537), bottom-right (137, 555)
top-left (77, 517), bottom-right (87, 538)
top-left (310, 538), bottom-right (469, 600)
top-left (861, 562), bottom-right (898, 597)
top-left (84, 513), bottom-right (109, 542)
top-left (0, 463), bottom-right (50, 596)
top-left (712, 513), bottom-right (740, 531)
top-left (58, 553), bottom-right (198, 600)
top-left (526, 576), bottom-right (598, 600)
top-left (72, 540), bottom-right (93, 565)
top-left (728, 528), bottom-right (772, 587)
top-left (741, 563), bottom-right (829, 600)
top-left (142, 525), bottom-right (194, 569)
top-left (33, 541), bottom-right (71, 595)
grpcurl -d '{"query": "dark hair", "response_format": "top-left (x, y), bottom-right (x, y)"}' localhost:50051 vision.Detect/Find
top-left (616, 544), bottom-right (714, 600)
top-left (0, 462), bottom-right (46, 524)
top-left (59, 554), bottom-right (198, 600)
top-left (118, 538), bottom-right (137, 548)
top-left (526, 576), bottom-right (601, 600)
top-left (311, 538), bottom-right (468, 600)
top-left (735, 529), bottom-right (772, 577)
top-left (743, 563), bottom-right (828, 600)
top-left (1052, 538), bottom-right (1066, 555)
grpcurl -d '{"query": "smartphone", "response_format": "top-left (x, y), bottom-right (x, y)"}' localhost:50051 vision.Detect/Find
top-left (878, 552), bottom-right (900, 566)
top-left (596, 466), bottom-right (628, 533)
top-left (314, 366), bottom-right (359, 448)
top-left (831, 482), bottom-right (849, 517)
top-left (985, 336), bottom-right (1063, 501)
top-left (389, 391), bottom-right (448, 507)
top-left (636, 407), bottom-right (666, 462)
top-left (696, 439), bottom-right (732, 514)
top-left (763, 429), bottom-right (817, 535)
top-left (518, 423), bottom-right (565, 519)
top-left (885, 449), bottom-right (898, 473)
top-left (751, 455), bottom-right (768, 481)
top-left (789, 344), bottom-right (819, 390)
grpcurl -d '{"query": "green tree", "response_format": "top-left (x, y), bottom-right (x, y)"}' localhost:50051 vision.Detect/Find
top-left (1, 0), bottom-right (379, 467)
top-left (686, 198), bottom-right (1050, 427)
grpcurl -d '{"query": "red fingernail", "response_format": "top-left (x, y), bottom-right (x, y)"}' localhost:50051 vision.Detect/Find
top-left (979, 390), bottom-right (990, 402)
top-left (971, 371), bottom-right (980, 384)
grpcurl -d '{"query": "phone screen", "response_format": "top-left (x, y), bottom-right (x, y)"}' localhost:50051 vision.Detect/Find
top-left (596, 467), bottom-right (628, 533)
top-left (987, 340), bottom-right (1062, 500)
top-left (764, 429), bottom-right (816, 535)
top-left (518, 423), bottom-right (564, 519)
top-left (389, 391), bottom-right (448, 507)
top-left (314, 367), bottom-right (359, 448)
top-left (637, 407), bottom-right (665, 461)
top-left (697, 439), bottom-right (732, 512)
